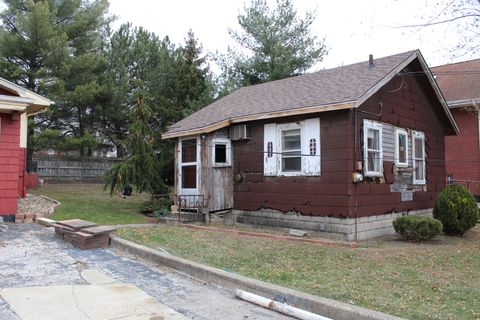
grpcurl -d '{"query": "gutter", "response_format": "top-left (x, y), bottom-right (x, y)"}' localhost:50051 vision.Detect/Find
top-left (473, 99), bottom-right (480, 151)
top-left (0, 94), bottom-right (33, 105)
top-left (447, 98), bottom-right (480, 109)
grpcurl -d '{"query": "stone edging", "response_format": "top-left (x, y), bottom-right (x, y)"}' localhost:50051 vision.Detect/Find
top-left (15, 195), bottom-right (61, 223)
top-left (110, 236), bottom-right (404, 320)
top-left (37, 195), bottom-right (61, 217)
top-left (178, 224), bottom-right (358, 248)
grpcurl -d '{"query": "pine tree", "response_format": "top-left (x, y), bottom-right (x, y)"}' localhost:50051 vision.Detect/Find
top-left (0, 0), bottom-right (111, 156)
top-left (104, 81), bottom-right (167, 195)
top-left (216, 0), bottom-right (327, 92)
top-left (103, 25), bottom-right (215, 184)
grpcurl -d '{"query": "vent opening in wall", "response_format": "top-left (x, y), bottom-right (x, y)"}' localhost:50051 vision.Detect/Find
top-left (230, 125), bottom-right (251, 141)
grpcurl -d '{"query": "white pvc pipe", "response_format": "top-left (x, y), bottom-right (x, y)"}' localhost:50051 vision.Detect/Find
top-left (235, 289), bottom-right (332, 320)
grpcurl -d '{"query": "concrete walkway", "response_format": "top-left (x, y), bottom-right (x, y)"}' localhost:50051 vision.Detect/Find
top-left (0, 224), bottom-right (292, 320)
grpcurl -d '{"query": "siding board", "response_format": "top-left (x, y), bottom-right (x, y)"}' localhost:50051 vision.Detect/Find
top-left (0, 114), bottom-right (20, 215)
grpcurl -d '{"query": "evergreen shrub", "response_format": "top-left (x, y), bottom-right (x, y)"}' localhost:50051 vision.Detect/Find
top-left (433, 184), bottom-right (479, 236)
top-left (393, 215), bottom-right (443, 241)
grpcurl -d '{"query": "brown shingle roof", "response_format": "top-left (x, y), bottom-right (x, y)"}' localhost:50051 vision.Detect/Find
top-left (164, 50), bottom-right (457, 138)
top-left (431, 59), bottom-right (480, 104)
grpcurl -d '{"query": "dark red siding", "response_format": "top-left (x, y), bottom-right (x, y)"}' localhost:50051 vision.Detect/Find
top-left (354, 63), bottom-right (449, 217)
top-left (0, 113), bottom-right (20, 215)
top-left (445, 109), bottom-right (480, 196)
top-left (233, 110), bottom-right (354, 217)
top-left (233, 60), bottom-right (449, 218)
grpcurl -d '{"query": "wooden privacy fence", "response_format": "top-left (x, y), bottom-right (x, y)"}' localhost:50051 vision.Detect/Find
top-left (34, 156), bottom-right (122, 181)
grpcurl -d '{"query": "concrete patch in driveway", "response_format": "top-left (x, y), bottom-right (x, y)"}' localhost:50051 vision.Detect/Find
top-left (1, 282), bottom-right (189, 320)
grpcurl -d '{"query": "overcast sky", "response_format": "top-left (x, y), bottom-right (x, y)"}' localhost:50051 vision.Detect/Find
top-left (108, 0), bottom-right (477, 72)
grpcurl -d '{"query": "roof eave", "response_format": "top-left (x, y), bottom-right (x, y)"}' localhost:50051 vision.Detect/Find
top-left (0, 78), bottom-right (53, 107)
top-left (26, 103), bottom-right (50, 115)
top-left (162, 101), bottom-right (356, 139)
top-left (416, 51), bottom-right (459, 135)
top-left (355, 50), bottom-right (419, 108)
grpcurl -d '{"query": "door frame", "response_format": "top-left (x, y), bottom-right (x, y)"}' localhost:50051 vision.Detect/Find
top-left (177, 136), bottom-right (201, 196)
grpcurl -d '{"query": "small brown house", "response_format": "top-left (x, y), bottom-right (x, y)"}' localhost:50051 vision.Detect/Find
top-left (163, 50), bottom-right (458, 240)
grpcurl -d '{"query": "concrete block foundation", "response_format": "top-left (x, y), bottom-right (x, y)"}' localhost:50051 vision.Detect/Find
top-left (232, 208), bottom-right (433, 241)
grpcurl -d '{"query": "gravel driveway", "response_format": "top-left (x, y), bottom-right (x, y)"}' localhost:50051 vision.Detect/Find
top-left (0, 224), bottom-right (292, 320)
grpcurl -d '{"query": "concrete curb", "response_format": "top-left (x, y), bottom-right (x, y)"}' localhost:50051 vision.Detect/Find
top-left (111, 236), bottom-right (404, 320)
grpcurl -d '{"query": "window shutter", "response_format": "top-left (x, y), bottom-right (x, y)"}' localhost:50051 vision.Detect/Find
top-left (302, 118), bottom-right (321, 175)
top-left (264, 123), bottom-right (278, 176)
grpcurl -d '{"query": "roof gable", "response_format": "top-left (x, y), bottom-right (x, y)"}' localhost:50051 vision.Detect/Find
top-left (164, 50), bottom-right (457, 138)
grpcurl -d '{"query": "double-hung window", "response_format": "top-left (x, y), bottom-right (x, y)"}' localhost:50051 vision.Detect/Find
top-left (395, 128), bottom-right (408, 167)
top-left (281, 128), bottom-right (302, 172)
top-left (412, 131), bottom-right (426, 184)
top-left (363, 120), bottom-right (383, 176)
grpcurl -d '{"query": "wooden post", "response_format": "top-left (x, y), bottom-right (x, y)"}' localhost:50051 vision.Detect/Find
top-left (57, 156), bottom-right (60, 181)
top-left (177, 196), bottom-right (182, 223)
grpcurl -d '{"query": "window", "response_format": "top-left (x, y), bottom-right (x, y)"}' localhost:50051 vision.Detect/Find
top-left (212, 138), bottom-right (231, 166)
top-left (395, 128), bottom-right (408, 167)
top-left (412, 131), bottom-right (426, 184)
top-left (281, 128), bottom-right (301, 172)
top-left (363, 120), bottom-right (383, 176)
top-left (263, 118), bottom-right (320, 176)
top-left (215, 144), bottom-right (227, 163)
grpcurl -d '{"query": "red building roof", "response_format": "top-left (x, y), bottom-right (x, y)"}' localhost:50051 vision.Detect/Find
top-left (432, 59), bottom-right (480, 104)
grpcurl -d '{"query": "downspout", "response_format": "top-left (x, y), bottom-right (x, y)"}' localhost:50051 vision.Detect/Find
top-left (20, 111), bottom-right (28, 198)
top-left (475, 99), bottom-right (480, 151)
top-left (353, 107), bottom-right (359, 241)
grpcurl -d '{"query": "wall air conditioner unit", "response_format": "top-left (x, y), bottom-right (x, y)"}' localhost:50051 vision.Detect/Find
top-left (230, 125), bottom-right (251, 141)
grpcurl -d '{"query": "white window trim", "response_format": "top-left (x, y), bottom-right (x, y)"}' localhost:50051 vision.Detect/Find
top-left (412, 130), bottom-right (426, 185)
top-left (363, 120), bottom-right (383, 177)
top-left (264, 118), bottom-right (320, 177)
top-left (277, 122), bottom-right (303, 176)
top-left (212, 138), bottom-right (232, 167)
top-left (394, 128), bottom-right (409, 167)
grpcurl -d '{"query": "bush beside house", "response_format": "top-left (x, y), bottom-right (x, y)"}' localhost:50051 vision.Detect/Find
top-left (393, 216), bottom-right (443, 241)
top-left (433, 184), bottom-right (479, 236)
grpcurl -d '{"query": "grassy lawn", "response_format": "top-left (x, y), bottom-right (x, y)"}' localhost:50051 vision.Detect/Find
top-left (117, 224), bottom-right (480, 320)
top-left (30, 183), bottom-right (149, 225)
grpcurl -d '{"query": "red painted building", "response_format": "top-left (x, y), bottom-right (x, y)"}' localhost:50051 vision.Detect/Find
top-left (0, 78), bottom-right (52, 221)
top-left (432, 59), bottom-right (480, 197)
